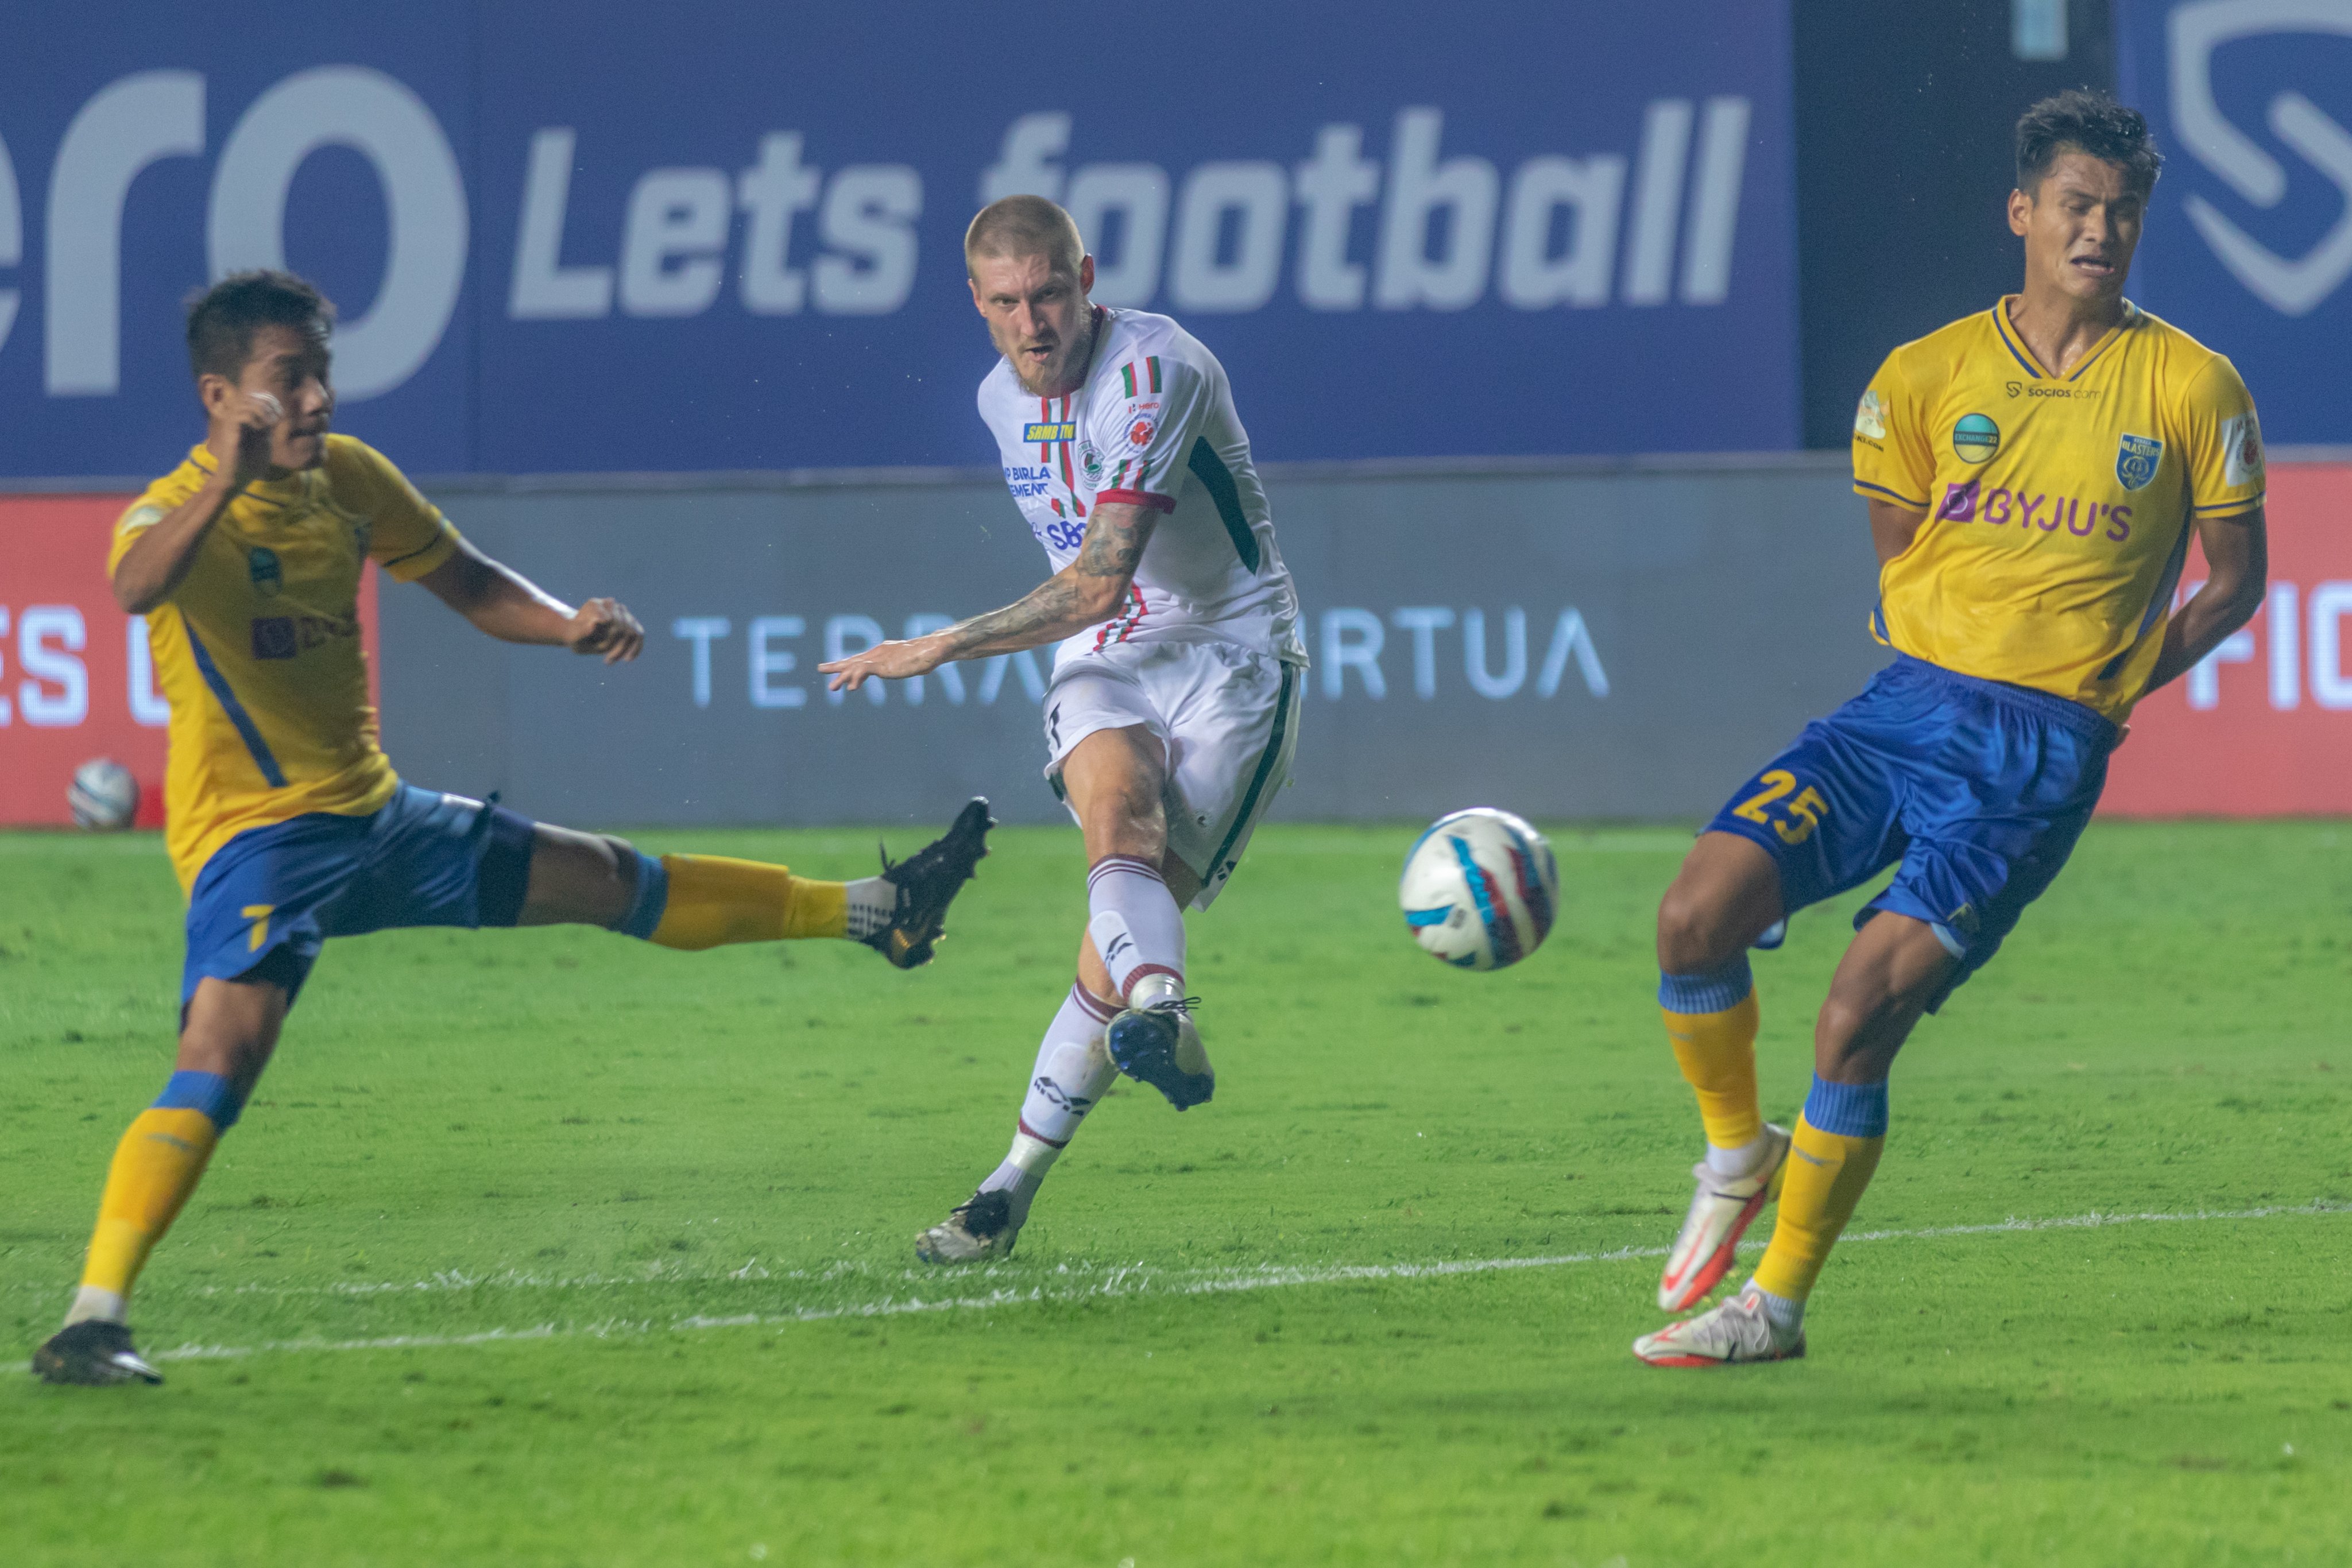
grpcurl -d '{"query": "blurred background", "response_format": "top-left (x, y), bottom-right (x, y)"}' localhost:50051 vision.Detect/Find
top-left (2, 0), bottom-right (2345, 830)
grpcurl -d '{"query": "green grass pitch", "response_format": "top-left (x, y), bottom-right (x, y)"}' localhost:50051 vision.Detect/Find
top-left (3, 819), bottom-right (2349, 1565)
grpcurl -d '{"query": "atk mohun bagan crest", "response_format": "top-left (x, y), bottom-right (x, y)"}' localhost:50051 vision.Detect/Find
top-left (2115, 433), bottom-right (2163, 491)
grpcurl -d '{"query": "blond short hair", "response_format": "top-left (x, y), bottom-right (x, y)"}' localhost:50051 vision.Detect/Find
top-left (965, 195), bottom-right (1085, 280)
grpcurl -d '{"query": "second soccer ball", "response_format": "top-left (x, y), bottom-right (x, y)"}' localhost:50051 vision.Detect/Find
top-left (69, 758), bottom-right (140, 831)
top-left (1399, 808), bottom-right (1560, 970)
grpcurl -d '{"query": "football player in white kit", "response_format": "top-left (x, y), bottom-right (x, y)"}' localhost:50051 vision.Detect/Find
top-left (820, 196), bottom-right (1306, 1263)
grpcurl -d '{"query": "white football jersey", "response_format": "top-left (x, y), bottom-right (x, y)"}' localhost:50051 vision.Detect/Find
top-left (979, 308), bottom-right (1305, 669)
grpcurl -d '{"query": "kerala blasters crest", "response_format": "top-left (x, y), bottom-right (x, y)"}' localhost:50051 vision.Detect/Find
top-left (2115, 433), bottom-right (2163, 491)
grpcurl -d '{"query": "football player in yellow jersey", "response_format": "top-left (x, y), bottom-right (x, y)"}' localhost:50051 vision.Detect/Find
top-left (34, 271), bottom-right (995, 1387)
top-left (1632, 92), bottom-right (2268, 1366)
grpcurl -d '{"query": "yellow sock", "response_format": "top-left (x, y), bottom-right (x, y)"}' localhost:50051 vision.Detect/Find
top-left (1664, 988), bottom-right (1763, 1151)
top-left (79, 1108), bottom-right (222, 1308)
top-left (648, 854), bottom-right (846, 948)
top-left (1751, 1112), bottom-right (1885, 1302)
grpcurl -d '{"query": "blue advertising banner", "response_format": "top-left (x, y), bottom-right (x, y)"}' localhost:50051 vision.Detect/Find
top-left (0, 1), bottom-right (1796, 479)
top-left (2117, 0), bottom-right (2352, 445)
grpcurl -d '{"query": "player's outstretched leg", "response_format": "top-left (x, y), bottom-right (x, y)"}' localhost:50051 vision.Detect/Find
top-left (568, 798), bottom-right (993, 967)
top-left (34, 977), bottom-right (281, 1386)
top-left (918, 981), bottom-right (1120, 1264)
top-left (1654, 833), bottom-right (1789, 1310)
top-left (861, 797), bottom-right (997, 968)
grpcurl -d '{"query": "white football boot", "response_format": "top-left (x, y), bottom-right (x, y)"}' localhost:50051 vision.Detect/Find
top-left (1633, 1282), bottom-right (1805, 1368)
top-left (1656, 1123), bottom-right (1792, 1311)
top-left (915, 1187), bottom-right (1023, 1264)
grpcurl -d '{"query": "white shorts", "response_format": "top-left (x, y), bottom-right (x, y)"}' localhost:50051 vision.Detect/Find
top-left (1043, 640), bottom-right (1303, 911)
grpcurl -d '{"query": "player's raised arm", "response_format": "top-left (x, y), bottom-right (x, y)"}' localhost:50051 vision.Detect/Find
top-left (819, 500), bottom-right (1158, 692)
top-left (415, 537), bottom-right (645, 664)
top-left (111, 393), bottom-right (295, 615)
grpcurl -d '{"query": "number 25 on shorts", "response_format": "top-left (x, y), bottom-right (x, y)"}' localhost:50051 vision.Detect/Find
top-left (1732, 769), bottom-right (1829, 846)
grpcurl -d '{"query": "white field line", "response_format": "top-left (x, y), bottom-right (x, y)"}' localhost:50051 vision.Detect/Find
top-left (119, 1199), bottom-right (2346, 1366)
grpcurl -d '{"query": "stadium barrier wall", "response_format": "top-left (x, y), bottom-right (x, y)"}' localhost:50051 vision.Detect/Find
top-left (5, 461), bottom-right (2346, 829)
top-left (361, 458), bottom-right (1886, 828)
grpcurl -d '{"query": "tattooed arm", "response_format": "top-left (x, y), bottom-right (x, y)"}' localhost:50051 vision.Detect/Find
top-left (819, 502), bottom-right (1159, 691)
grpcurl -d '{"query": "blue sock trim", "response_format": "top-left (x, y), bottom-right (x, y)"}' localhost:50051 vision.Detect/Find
top-left (617, 849), bottom-right (670, 940)
top-left (1803, 1074), bottom-right (1889, 1139)
top-left (152, 1069), bottom-right (244, 1132)
top-left (1658, 954), bottom-right (1754, 1014)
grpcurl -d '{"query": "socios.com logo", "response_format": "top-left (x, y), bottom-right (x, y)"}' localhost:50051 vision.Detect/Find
top-left (2171, 0), bottom-right (2352, 316)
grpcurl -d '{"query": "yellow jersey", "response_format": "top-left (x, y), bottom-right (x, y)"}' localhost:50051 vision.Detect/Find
top-left (1851, 299), bottom-right (2264, 723)
top-left (109, 435), bottom-right (462, 892)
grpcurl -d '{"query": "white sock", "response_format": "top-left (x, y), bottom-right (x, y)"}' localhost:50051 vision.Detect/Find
top-left (976, 983), bottom-right (1119, 1224)
top-left (1013, 983), bottom-right (1119, 1145)
top-left (1705, 1133), bottom-right (1772, 1180)
top-left (1085, 855), bottom-right (1185, 1001)
top-left (65, 1285), bottom-right (125, 1327)
top-left (1746, 1277), bottom-right (1805, 1339)
top-left (844, 876), bottom-right (895, 940)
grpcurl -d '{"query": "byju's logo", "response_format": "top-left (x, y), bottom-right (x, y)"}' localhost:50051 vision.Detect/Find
top-left (2171, 0), bottom-right (2352, 315)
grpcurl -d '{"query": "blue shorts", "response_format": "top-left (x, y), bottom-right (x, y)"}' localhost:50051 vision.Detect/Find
top-left (1704, 656), bottom-right (2117, 1009)
top-left (183, 785), bottom-right (537, 1006)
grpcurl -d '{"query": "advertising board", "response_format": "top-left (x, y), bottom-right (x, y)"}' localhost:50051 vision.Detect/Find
top-left (2102, 462), bottom-right (2352, 814)
top-left (0, 493), bottom-right (379, 829)
top-left (0, 0), bottom-right (1798, 479)
top-left (2117, 0), bottom-right (2352, 443)
top-left (368, 462), bottom-right (1890, 829)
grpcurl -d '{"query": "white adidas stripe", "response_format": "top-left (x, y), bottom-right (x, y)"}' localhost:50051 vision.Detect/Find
top-left (121, 1199), bottom-right (2346, 1366)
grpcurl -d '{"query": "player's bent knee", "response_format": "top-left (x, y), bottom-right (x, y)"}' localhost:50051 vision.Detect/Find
top-left (1656, 882), bottom-right (1742, 975)
top-left (1814, 975), bottom-right (1931, 1074)
top-left (177, 977), bottom-right (288, 1095)
top-left (1080, 792), bottom-right (1167, 864)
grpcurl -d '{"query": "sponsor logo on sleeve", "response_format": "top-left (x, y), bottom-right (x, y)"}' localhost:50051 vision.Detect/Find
top-left (2115, 432), bottom-right (2164, 491)
top-left (2221, 412), bottom-right (2264, 487)
top-left (1951, 413), bottom-right (2001, 464)
top-left (1128, 417), bottom-right (1156, 448)
top-left (1854, 388), bottom-right (1887, 440)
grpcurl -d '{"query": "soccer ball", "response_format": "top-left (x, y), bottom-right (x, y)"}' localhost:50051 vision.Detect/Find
top-left (1399, 808), bottom-right (1560, 970)
top-left (68, 758), bottom-right (140, 831)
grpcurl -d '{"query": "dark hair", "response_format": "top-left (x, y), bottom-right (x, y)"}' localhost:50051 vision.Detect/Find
top-left (2015, 90), bottom-right (2162, 196)
top-left (184, 270), bottom-right (335, 381)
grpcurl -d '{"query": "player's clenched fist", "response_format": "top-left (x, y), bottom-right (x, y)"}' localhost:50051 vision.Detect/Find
top-left (564, 597), bottom-right (645, 663)
top-left (206, 390), bottom-right (283, 489)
